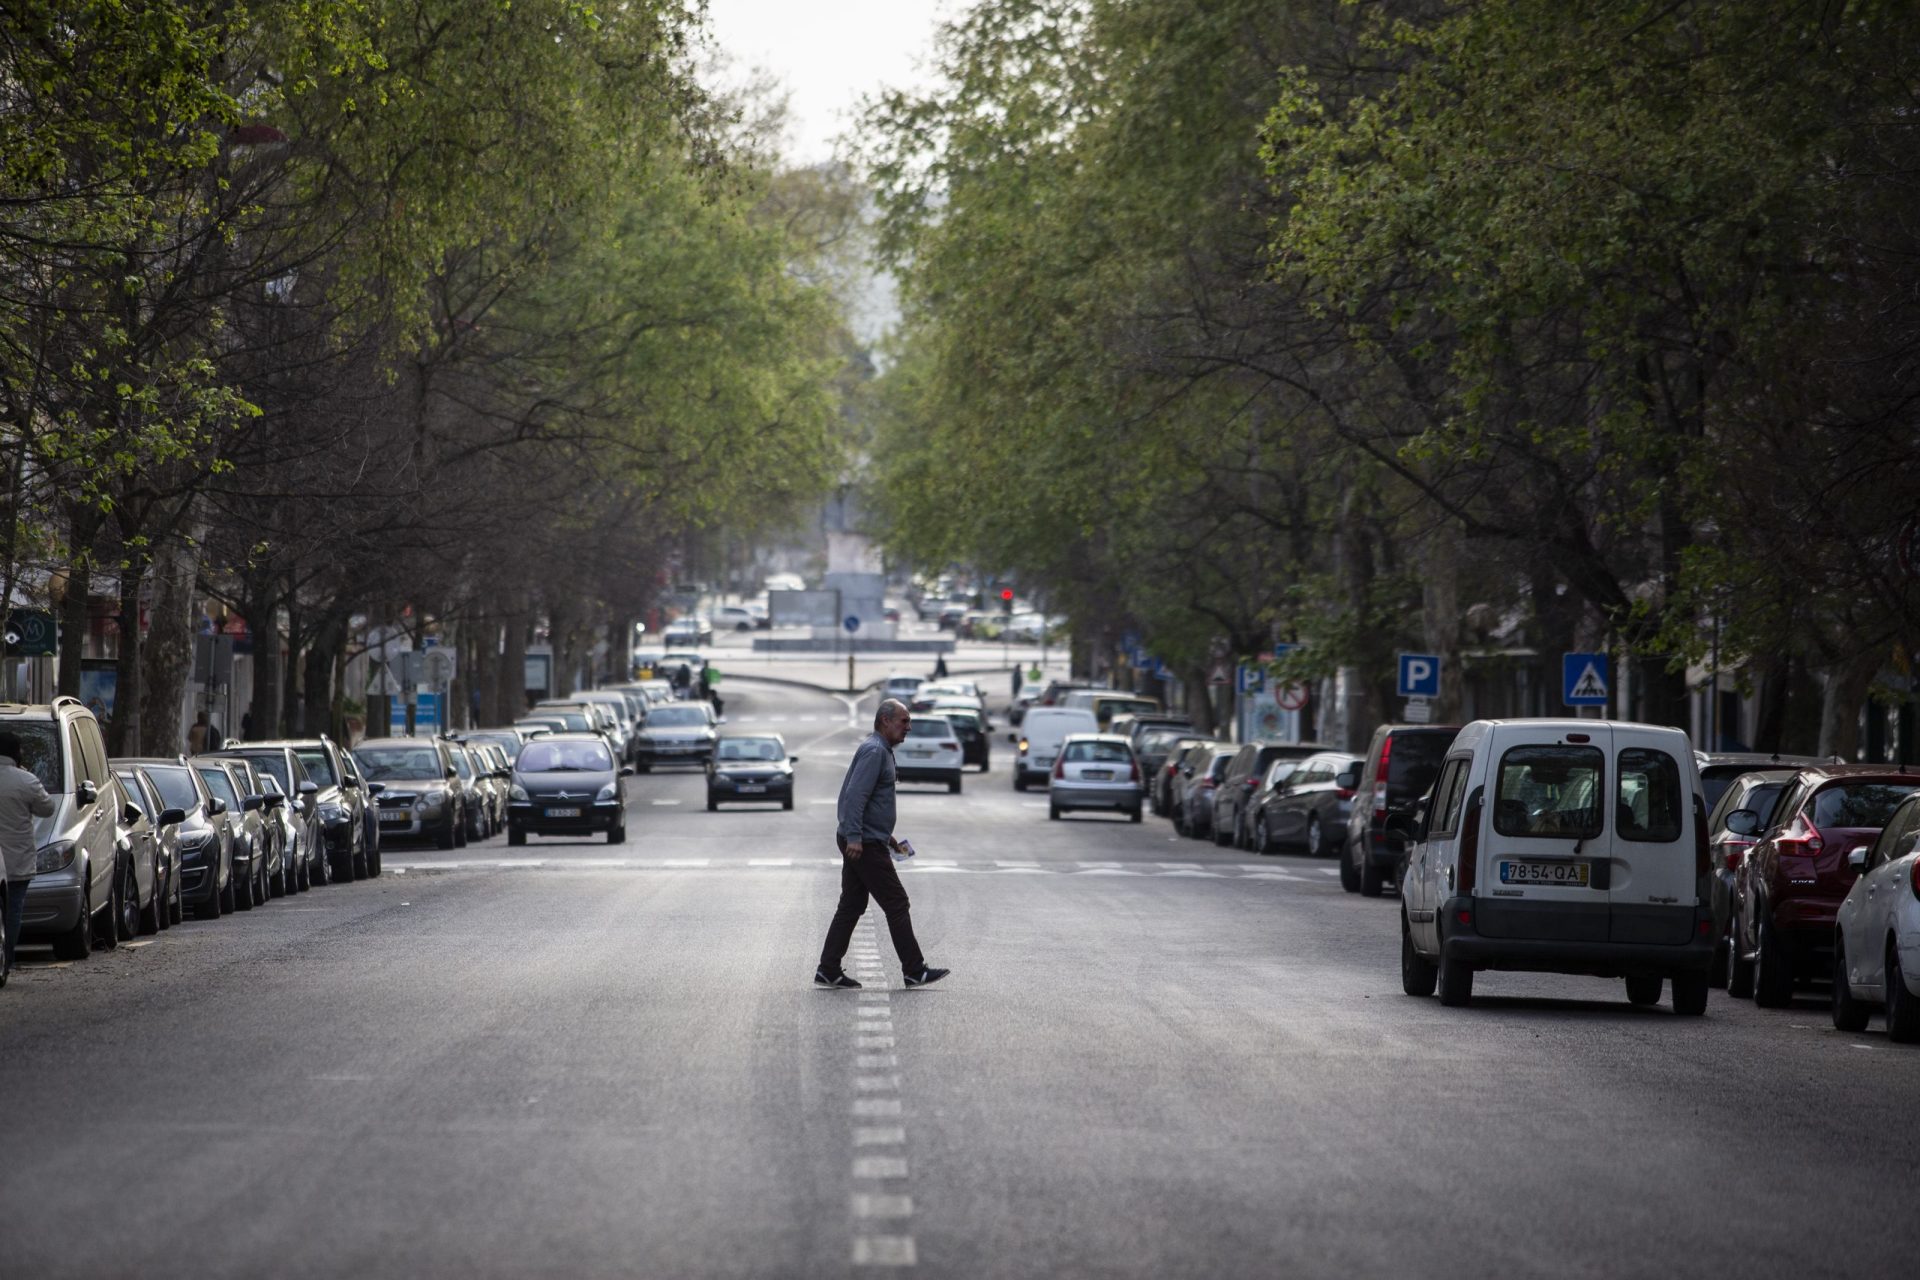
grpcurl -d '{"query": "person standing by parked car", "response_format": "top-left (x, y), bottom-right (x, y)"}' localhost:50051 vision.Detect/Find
top-left (0, 730), bottom-right (57, 984)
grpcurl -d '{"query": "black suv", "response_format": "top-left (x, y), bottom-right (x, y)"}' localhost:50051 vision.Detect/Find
top-left (1343, 724), bottom-right (1459, 895)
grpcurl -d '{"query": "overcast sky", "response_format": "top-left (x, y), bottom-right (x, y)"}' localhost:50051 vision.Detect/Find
top-left (701, 1), bottom-right (953, 166)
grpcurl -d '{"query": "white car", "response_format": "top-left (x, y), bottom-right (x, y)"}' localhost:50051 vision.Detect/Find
top-left (663, 616), bottom-right (712, 645)
top-left (894, 715), bottom-right (964, 793)
top-left (1048, 734), bottom-right (1143, 822)
top-left (883, 675), bottom-right (924, 703)
top-left (715, 605), bottom-right (757, 632)
top-left (1833, 791), bottom-right (1920, 1041)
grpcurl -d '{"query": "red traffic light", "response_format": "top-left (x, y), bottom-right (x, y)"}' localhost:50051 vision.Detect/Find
top-left (1000, 589), bottom-right (1014, 602)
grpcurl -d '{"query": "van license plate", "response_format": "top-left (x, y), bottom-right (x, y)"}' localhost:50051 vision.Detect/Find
top-left (1498, 860), bottom-right (1591, 887)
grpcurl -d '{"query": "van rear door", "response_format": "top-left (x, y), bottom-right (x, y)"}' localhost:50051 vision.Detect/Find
top-left (1473, 727), bottom-right (1612, 943)
top-left (1607, 729), bottom-right (1698, 945)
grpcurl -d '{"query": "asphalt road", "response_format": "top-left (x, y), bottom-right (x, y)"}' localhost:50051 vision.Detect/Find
top-left (3, 678), bottom-right (1916, 1279)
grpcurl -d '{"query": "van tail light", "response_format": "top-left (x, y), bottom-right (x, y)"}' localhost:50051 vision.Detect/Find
top-left (1694, 796), bottom-right (1710, 881)
top-left (1458, 792), bottom-right (1481, 894)
top-left (1372, 735), bottom-right (1393, 822)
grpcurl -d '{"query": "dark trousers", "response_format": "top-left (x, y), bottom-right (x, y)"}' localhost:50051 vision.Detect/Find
top-left (819, 841), bottom-right (925, 978)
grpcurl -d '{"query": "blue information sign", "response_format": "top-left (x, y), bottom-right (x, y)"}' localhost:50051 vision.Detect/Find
top-left (1397, 653), bottom-right (1441, 699)
top-left (843, 615), bottom-right (861, 633)
top-left (1562, 653), bottom-right (1610, 707)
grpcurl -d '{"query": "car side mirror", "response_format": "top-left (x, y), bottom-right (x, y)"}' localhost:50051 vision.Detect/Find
top-left (298, 780), bottom-right (318, 795)
top-left (1724, 808), bottom-right (1760, 838)
top-left (1335, 768), bottom-right (1359, 791)
top-left (123, 802), bottom-right (142, 825)
top-left (619, 766), bottom-right (635, 777)
top-left (208, 796), bottom-right (227, 815)
top-left (158, 807), bottom-right (186, 827)
top-left (1848, 845), bottom-right (1870, 872)
top-left (1383, 810), bottom-right (1417, 845)
top-left (264, 793), bottom-right (285, 810)
top-left (790, 756), bottom-right (800, 764)
top-left (341, 776), bottom-right (360, 789)
top-left (76, 779), bottom-right (98, 807)
top-left (242, 794), bottom-right (264, 812)
top-left (445, 767), bottom-right (458, 780)
top-left (367, 782), bottom-right (386, 796)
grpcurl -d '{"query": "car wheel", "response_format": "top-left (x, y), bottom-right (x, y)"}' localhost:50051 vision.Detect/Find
top-left (234, 859), bottom-right (254, 911)
top-left (1013, 773), bottom-right (1027, 793)
top-left (950, 775), bottom-right (962, 794)
top-left (365, 838), bottom-right (381, 877)
top-left (1726, 916), bottom-right (1755, 999)
top-left (507, 826), bottom-right (527, 847)
top-left (1129, 805), bottom-right (1142, 824)
top-left (169, 869), bottom-right (184, 924)
top-left (1360, 850), bottom-right (1386, 898)
top-left (1754, 915), bottom-right (1794, 1008)
top-left (1048, 804), bottom-right (1061, 821)
top-left (608, 821), bottom-right (626, 845)
top-left (453, 810), bottom-right (469, 848)
top-left (707, 796), bottom-right (719, 812)
top-left (980, 754), bottom-right (990, 773)
top-left (1339, 843), bottom-right (1361, 894)
top-left (107, 853), bottom-right (137, 941)
top-left (219, 861), bottom-right (236, 913)
top-left (1211, 813), bottom-right (1231, 846)
top-left (1254, 815), bottom-right (1271, 854)
top-left (1709, 931), bottom-right (1729, 990)
top-left (1306, 815), bottom-right (1325, 858)
top-left (1831, 935), bottom-right (1871, 1032)
top-left (436, 819), bottom-right (456, 851)
top-left (52, 877), bottom-right (93, 960)
top-left (1625, 975), bottom-right (1662, 1006)
top-left (1671, 971), bottom-right (1709, 1016)
top-left (1401, 912), bottom-right (1437, 997)
top-left (1436, 932), bottom-right (1473, 1007)
top-left (137, 851), bottom-right (163, 936)
top-left (1886, 942), bottom-right (1920, 1044)
top-left (255, 853), bottom-right (268, 905)
top-left (635, 762), bottom-right (651, 774)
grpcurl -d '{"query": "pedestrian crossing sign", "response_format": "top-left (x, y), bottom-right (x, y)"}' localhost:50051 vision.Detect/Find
top-left (1562, 653), bottom-right (1610, 707)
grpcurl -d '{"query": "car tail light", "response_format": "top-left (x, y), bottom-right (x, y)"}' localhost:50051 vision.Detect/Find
top-left (1723, 837), bottom-right (1753, 871)
top-left (1777, 813), bottom-right (1824, 858)
top-left (1336, 786), bottom-right (1356, 800)
top-left (1244, 775), bottom-right (1259, 789)
top-left (940, 742), bottom-right (958, 751)
top-left (1372, 735), bottom-right (1392, 822)
top-left (1458, 792), bottom-right (1481, 894)
top-left (1199, 777), bottom-right (1217, 791)
top-left (1053, 757), bottom-right (1066, 780)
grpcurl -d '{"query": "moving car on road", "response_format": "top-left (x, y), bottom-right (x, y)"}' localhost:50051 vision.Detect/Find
top-left (706, 734), bottom-right (796, 810)
top-left (1832, 790), bottom-right (1920, 1041)
top-left (896, 715), bottom-right (965, 793)
top-left (934, 706), bottom-right (991, 771)
top-left (633, 702), bottom-right (718, 771)
top-left (1048, 734), bottom-right (1143, 822)
top-left (1012, 707), bottom-right (1099, 791)
top-left (508, 733), bottom-right (632, 844)
top-left (355, 737), bottom-right (470, 850)
top-left (1395, 719), bottom-right (1713, 1014)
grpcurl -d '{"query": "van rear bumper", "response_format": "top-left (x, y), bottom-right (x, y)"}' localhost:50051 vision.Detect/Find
top-left (1442, 896), bottom-right (1714, 978)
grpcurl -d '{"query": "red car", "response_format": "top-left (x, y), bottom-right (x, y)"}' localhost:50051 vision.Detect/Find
top-left (1726, 766), bottom-right (1920, 1006)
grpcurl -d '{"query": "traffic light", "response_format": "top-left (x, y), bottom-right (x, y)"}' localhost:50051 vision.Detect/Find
top-left (1000, 588), bottom-right (1014, 610)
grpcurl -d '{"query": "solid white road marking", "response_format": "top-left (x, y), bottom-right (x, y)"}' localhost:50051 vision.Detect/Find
top-left (852, 1235), bottom-right (917, 1266)
top-left (854, 1126), bottom-right (906, 1145)
top-left (126, 940), bottom-right (154, 949)
top-left (495, 860), bottom-right (546, 868)
top-left (811, 798), bottom-right (837, 805)
top-left (852, 1099), bottom-right (904, 1118)
top-left (748, 858), bottom-right (792, 867)
top-left (651, 799), bottom-right (682, 806)
top-left (1157, 862), bottom-right (1201, 869)
top-left (852, 1154), bottom-right (909, 1176)
top-left (852, 1194), bottom-right (914, 1218)
top-left (661, 859), bottom-right (710, 867)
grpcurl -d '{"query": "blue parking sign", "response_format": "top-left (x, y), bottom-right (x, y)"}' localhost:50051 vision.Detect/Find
top-left (1396, 653), bottom-right (1441, 699)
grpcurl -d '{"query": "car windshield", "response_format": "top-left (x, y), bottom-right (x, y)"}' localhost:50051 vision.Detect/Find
top-left (647, 707), bottom-right (708, 728)
top-left (195, 766), bottom-right (240, 808)
top-left (2, 720), bottom-right (61, 790)
top-left (294, 748), bottom-right (338, 787)
top-left (356, 747), bottom-right (443, 780)
top-left (1812, 781), bottom-right (1920, 829)
top-left (716, 738), bottom-right (784, 762)
top-left (1064, 741), bottom-right (1131, 763)
top-left (1494, 746), bottom-right (1603, 838)
top-left (518, 740), bottom-right (613, 772)
top-left (144, 765), bottom-right (199, 811)
top-left (467, 733), bottom-right (521, 762)
top-left (451, 751), bottom-right (474, 779)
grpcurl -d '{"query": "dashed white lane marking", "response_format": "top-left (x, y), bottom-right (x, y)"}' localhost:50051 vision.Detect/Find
top-left (856, 1076), bottom-right (901, 1090)
top-left (1318, 867), bottom-right (1341, 876)
top-left (651, 799), bottom-right (682, 806)
top-left (811, 798), bottom-right (838, 805)
top-left (1158, 862), bottom-right (1201, 869)
top-left (854, 1126), bottom-right (906, 1145)
top-left (749, 858), bottom-right (792, 867)
top-left (853, 1154), bottom-right (908, 1175)
top-left (1077, 861), bottom-right (1125, 868)
top-left (563, 858), bottom-right (628, 868)
top-left (853, 1236), bottom-right (917, 1266)
top-left (495, 859), bottom-right (546, 868)
top-left (769, 716), bottom-right (790, 722)
top-left (852, 1194), bottom-right (914, 1218)
top-left (857, 1055), bottom-right (898, 1069)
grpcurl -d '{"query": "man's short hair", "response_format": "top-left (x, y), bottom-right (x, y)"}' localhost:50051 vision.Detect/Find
top-left (874, 699), bottom-right (909, 730)
top-left (0, 731), bottom-right (19, 761)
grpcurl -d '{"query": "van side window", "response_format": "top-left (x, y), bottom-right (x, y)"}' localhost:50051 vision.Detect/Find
top-left (1430, 759), bottom-right (1470, 836)
top-left (1616, 748), bottom-right (1684, 842)
top-left (1494, 746), bottom-right (1604, 839)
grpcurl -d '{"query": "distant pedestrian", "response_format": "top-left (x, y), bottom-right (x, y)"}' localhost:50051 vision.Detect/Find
top-left (187, 711), bottom-right (211, 754)
top-left (815, 699), bottom-right (948, 990)
top-left (240, 711), bottom-right (253, 740)
top-left (673, 663), bottom-right (692, 699)
top-left (933, 654), bottom-right (949, 680)
top-left (0, 730), bottom-right (57, 985)
top-left (1012, 666), bottom-right (1023, 699)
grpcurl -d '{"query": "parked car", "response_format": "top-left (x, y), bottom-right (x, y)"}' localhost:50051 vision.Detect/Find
top-left (254, 772), bottom-right (312, 893)
top-left (706, 734), bottom-right (796, 810)
top-left (193, 757), bottom-right (270, 910)
top-left (210, 743), bottom-right (330, 889)
top-left (354, 737), bottom-right (470, 850)
top-left (716, 605), bottom-right (758, 632)
top-left (242, 737), bottom-right (375, 881)
top-left (1161, 740), bottom-right (1219, 826)
top-left (1012, 707), bottom-right (1100, 791)
top-left (1344, 725), bottom-right (1460, 895)
top-left (468, 742), bottom-right (512, 830)
top-left (633, 702), bottom-right (718, 770)
top-left (113, 763), bottom-right (184, 929)
top-left (1395, 719), bottom-right (1712, 1013)
top-left (1725, 766), bottom-right (1920, 1006)
top-left (533, 699), bottom-right (624, 757)
top-left (1047, 734), bottom-right (1143, 821)
top-left (448, 743), bottom-right (495, 841)
top-left (126, 759), bottom-right (233, 919)
top-left (570, 690), bottom-right (641, 760)
top-left (1832, 790), bottom-right (1920, 1040)
top-left (452, 729), bottom-right (534, 767)
top-left (1147, 735), bottom-right (1211, 816)
top-left (663, 616), bottom-right (712, 645)
top-left (4, 697), bottom-right (123, 959)
top-left (895, 715), bottom-right (966, 792)
top-left (103, 769), bottom-right (165, 939)
top-left (1697, 750), bottom-right (1842, 813)
top-left (508, 733), bottom-right (632, 844)
top-left (1255, 751), bottom-right (1362, 855)
top-left (232, 755), bottom-right (294, 899)
top-left (1175, 746), bottom-right (1237, 840)
top-left (1242, 759), bottom-right (1301, 852)
top-left (1703, 769), bottom-right (1796, 987)
top-left (1215, 741), bottom-right (1338, 852)
top-left (1112, 714), bottom-right (1193, 754)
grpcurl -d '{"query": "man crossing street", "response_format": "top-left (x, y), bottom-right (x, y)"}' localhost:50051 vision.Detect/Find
top-left (815, 699), bottom-right (949, 989)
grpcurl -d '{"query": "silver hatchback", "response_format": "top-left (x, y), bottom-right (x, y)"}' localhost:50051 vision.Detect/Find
top-left (1047, 734), bottom-right (1144, 822)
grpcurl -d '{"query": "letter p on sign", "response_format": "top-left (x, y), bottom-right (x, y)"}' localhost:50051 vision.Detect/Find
top-left (1397, 653), bottom-right (1441, 699)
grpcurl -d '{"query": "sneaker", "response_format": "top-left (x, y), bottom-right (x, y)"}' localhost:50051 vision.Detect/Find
top-left (814, 968), bottom-right (862, 989)
top-left (904, 966), bottom-right (950, 988)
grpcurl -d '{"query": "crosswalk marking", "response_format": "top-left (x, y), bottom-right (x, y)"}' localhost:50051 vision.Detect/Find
top-left (378, 858), bottom-right (1347, 884)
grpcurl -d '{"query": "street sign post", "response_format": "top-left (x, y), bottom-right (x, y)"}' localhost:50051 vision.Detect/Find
top-left (1563, 652), bottom-right (1611, 707)
top-left (2, 609), bottom-right (56, 656)
top-left (422, 647), bottom-right (457, 688)
top-left (1396, 653), bottom-right (1441, 699)
top-left (1237, 663), bottom-right (1265, 695)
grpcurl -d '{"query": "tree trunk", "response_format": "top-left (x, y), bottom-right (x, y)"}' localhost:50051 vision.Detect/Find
top-left (109, 558), bottom-right (144, 754)
top-left (140, 532), bottom-right (199, 754)
top-left (56, 558), bottom-right (90, 698)
top-left (1421, 520), bottom-right (1466, 723)
top-left (500, 607), bottom-right (528, 722)
top-left (1751, 660), bottom-right (1789, 753)
top-left (303, 614), bottom-right (345, 742)
top-left (245, 587), bottom-right (282, 741)
top-left (1817, 653), bottom-right (1881, 761)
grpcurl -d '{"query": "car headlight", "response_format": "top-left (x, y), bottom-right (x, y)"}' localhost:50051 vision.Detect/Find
top-left (510, 783), bottom-right (529, 801)
top-left (34, 840), bottom-right (75, 873)
top-left (595, 783), bottom-right (617, 801)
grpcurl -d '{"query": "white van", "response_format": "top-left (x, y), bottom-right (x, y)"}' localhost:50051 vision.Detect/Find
top-left (1394, 719), bottom-right (1713, 1014)
top-left (1013, 708), bottom-right (1100, 791)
